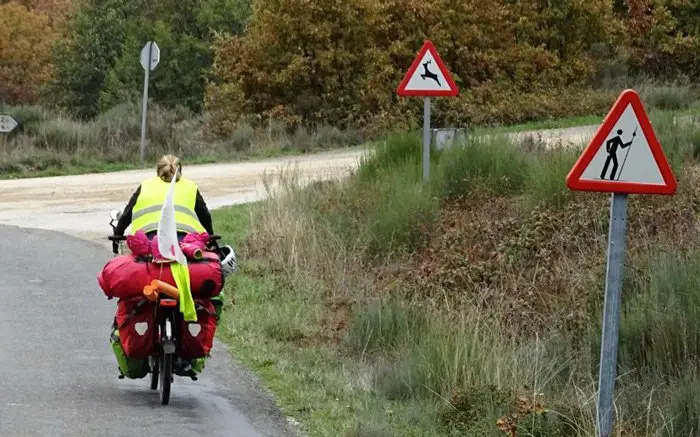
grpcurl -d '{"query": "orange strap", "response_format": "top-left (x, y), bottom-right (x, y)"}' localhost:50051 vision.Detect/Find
top-left (151, 279), bottom-right (179, 300)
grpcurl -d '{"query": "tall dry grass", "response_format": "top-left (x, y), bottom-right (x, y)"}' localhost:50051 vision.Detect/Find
top-left (0, 101), bottom-right (366, 177)
top-left (239, 106), bottom-right (700, 435)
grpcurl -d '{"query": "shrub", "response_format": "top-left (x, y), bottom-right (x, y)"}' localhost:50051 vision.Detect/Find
top-left (617, 251), bottom-right (700, 377)
top-left (207, 0), bottom-right (621, 132)
top-left (229, 122), bottom-right (255, 151)
top-left (438, 136), bottom-right (529, 199)
top-left (357, 133), bottom-right (424, 184)
top-left (640, 83), bottom-right (699, 111)
top-left (523, 148), bottom-right (580, 208)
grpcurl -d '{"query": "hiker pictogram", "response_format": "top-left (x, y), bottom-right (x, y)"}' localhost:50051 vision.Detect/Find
top-left (420, 60), bottom-right (440, 86)
top-left (600, 128), bottom-right (637, 180)
top-left (567, 89), bottom-right (676, 195)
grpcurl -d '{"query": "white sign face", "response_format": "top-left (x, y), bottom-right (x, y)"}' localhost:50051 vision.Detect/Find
top-left (401, 50), bottom-right (455, 94)
top-left (567, 88), bottom-right (676, 195)
top-left (579, 103), bottom-right (664, 185)
top-left (0, 115), bottom-right (18, 133)
top-left (140, 41), bottom-right (160, 71)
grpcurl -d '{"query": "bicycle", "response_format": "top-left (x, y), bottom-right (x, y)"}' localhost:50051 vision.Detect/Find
top-left (107, 210), bottom-right (230, 405)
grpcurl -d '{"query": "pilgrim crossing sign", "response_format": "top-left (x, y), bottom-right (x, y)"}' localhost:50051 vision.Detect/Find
top-left (566, 89), bottom-right (677, 195)
top-left (566, 89), bottom-right (676, 437)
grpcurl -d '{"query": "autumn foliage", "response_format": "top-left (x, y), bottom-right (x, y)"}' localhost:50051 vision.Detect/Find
top-left (0, 2), bottom-right (54, 104)
top-left (206, 0), bottom-right (700, 132)
top-left (2, 0), bottom-right (700, 129)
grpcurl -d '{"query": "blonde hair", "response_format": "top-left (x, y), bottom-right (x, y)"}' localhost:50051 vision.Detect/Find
top-left (156, 154), bottom-right (182, 182)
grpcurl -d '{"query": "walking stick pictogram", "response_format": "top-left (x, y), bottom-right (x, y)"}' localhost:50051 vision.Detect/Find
top-left (615, 126), bottom-right (637, 181)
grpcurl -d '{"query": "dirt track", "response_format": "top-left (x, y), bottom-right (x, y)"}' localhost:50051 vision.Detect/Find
top-left (0, 149), bottom-right (367, 243)
top-left (0, 124), bottom-right (600, 244)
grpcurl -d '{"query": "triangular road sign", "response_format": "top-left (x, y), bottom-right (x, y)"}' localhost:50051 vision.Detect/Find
top-left (397, 40), bottom-right (458, 97)
top-left (566, 89), bottom-right (677, 195)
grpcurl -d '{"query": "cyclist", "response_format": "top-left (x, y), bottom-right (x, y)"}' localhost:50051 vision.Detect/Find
top-left (114, 154), bottom-right (213, 238)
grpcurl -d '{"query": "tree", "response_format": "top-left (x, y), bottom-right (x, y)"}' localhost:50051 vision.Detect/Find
top-left (623, 0), bottom-right (700, 78)
top-left (0, 1), bottom-right (56, 104)
top-left (48, 0), bottom-right (135, 119)
top-left (49, 0), bottom-right (252, 118)
top-left (207, 0), bottom-right (622, 131)
top-left (207, 0), bottom-right (387, 131)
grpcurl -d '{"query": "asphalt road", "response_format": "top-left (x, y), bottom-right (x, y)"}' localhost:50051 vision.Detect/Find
top-left (0, 126), bottom-right (603, 436)
top-left (0, 225), bottom-right (297, 437)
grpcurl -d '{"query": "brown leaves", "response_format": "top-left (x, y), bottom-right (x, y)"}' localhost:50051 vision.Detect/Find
top-left (206, 0), bottom-right (625, 132)
top-left (0, 1), bottom-right (60, 104)
top-left (496, 392), bottom-right (546, 437)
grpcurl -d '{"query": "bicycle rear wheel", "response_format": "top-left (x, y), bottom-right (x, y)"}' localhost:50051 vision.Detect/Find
top-left (150, 357), bottom-right (159, 390)
top-left (159, 352), bottom-right (172, 405)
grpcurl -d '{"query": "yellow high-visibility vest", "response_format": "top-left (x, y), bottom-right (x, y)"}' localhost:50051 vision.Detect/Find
top-left (130, 176), bottom-right (206, 234)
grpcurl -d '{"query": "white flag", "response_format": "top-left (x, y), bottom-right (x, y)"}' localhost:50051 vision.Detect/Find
top-left (157, 173), bottom-right (188, 266)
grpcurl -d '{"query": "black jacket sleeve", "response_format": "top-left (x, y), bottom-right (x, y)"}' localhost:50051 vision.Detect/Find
top-left (194, 190), bottom-right (214, 235)
top-left (114, 186), bottom-right (141, 236)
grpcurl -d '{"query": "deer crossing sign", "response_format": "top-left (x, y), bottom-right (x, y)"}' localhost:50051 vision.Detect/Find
top-left (396, 40), bottom-right (458, 97)
top-left (396, 40), bottom-right (459, 183)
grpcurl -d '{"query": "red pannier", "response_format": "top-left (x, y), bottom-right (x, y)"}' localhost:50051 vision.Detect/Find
top-left (115, 297), bottom-right (156, 359)
top-left (178, 299), bottom-right (218, 359)
top-left (98, 252), bottom-right (223, 300)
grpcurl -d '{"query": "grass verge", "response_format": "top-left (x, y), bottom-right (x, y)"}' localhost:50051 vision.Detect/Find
top-left (211, 97), bottom-right (700, 436)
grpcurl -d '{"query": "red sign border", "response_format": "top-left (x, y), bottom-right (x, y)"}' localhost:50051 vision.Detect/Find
top-left (566, 89), bottom-right (677, 195)
top-left (396, 40), bottom-right (459, 97)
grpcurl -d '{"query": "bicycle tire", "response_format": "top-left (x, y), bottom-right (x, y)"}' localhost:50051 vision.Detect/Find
top-left (159, 352), bottom-right (172, 405)
top-left (150, 357), bottom-right (159, 390)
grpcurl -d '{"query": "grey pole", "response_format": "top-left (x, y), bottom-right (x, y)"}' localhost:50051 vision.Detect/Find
top-left (597, 192), bottom-right (629, 437)
top-left (423, 97), bottom-right (431, 182)
top-left (139, 42), bottom-right (153, 168)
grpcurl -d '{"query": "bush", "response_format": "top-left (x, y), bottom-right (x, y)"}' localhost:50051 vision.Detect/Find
top-left (34, 118), bottom-right (96, 153)
top-left (618, 251), bottom-right (700, 377)
top-left (207, 0), bottom-right (621, 132)
top-left (640, 83), bottom-right (699, 111)
top-left (312, 125), bottom-right (364, 149)
top-left (357, 133), bottom-right (424, 184)
top-left (523, 148), bottom-right (580, 208)
top-left (367, 166), bottom-right (438, 256)
top-left (229, 122), bottom-right (255, 151)
top-left (438, 136), bottom-right (529, 199)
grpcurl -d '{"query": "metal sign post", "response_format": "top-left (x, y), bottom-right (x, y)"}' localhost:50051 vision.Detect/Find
top-left (139, 41), bottom-right (161, 167)
top-left (566, 89), bottom-right (677, 436)
top-left (423, 97), bottom-right (431, 181)
top-left (597, 192), bottom-right (628, 436)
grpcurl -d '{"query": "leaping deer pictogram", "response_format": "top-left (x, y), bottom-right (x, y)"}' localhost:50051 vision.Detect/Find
top-left (421, 60), bottom-right (441, 86)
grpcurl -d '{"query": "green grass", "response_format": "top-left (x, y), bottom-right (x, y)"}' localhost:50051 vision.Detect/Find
top-left (213, 205), bottom-right (461, 437)
top-left (209, 97), bottom-right (700, 434)
top-left (155, 80), bottom-right (700, 436)
top-left (438, 135), bottom-right (530, 198)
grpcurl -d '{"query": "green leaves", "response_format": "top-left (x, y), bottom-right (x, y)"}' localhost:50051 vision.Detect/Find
top-left (48, 0), bottom-right (253, 118)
